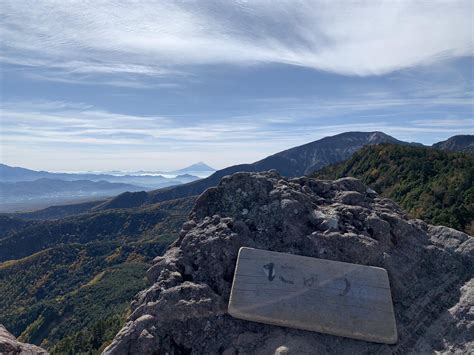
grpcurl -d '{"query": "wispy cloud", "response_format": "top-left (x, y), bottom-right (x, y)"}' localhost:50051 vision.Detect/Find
top-left (247, 91), bottom-right (474, 121)
top-left (1, 96), bottom-right (473, 171)
top-left (23, 71), bottom-right (183, 89)
top-left (411, 118), bottom-right (474, 127)
top-left (1, 0), bottom-right (472, 86)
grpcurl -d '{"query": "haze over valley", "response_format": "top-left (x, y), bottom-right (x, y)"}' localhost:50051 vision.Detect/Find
top-left (0, 162), bottom-right (215, 212)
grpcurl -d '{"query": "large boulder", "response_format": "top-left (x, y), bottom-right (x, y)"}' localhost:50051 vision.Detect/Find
top-left (0, 325), bottom-right (48, 355)
top-left (104, 171), bottom-right (473, 354)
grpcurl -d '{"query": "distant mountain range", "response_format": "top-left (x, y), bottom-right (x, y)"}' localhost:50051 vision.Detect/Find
top-left (10, 131), bottom-right (472, 215)
top-left (98, 162), bottom-right (216, 178)
top-left (0, 164), bottom-right (205, 186)
top-left (0, 162), bottom-right (214, 212)
top-left (0, 132), bottom-right (474, 215)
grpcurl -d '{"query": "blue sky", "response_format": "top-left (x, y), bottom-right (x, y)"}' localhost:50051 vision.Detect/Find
top-left (1, 1), bottom-right (473, 171)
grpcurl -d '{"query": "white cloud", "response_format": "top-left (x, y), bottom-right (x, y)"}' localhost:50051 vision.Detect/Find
top-left (1, 0), bottom-right (472, 82)
top-left (1, 96), bottom-right (473, 171)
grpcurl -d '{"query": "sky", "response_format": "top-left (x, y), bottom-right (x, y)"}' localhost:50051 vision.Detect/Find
top-left (1, 0), bottom-right (473, 172)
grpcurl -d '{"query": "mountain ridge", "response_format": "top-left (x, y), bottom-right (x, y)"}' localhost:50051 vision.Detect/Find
top-left (432, 135), bottom-right (474, 153)
top-left (104, 131), bottom-right (416, 209)
top-left (6, 132), bottom-right (470, 218)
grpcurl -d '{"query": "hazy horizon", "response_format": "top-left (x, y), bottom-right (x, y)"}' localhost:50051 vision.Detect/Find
top-left (0, 160), bottom-right (217, 175)
top-left (1, 1), bottom-right (473, 171)
top-left (0, 131), bottom-right (471, 173)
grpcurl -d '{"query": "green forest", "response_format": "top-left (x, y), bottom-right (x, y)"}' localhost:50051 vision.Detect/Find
top-left (0, 198), bottom-right (194, 354)
top-left (316, 144), bottom-right (473, 235)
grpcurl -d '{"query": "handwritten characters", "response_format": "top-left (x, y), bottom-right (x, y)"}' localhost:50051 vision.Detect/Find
top-left (303, 276), bottom-right (316, 287)
top-left (279, 275), bottom-right (294, 284)
top-left (262, 262), bottom-right (351, 297)
top-left (263, 263), bottom-right (276, 281)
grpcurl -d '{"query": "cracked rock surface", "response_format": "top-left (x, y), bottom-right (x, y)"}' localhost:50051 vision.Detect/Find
top-left (0, 325), bottom-right (48, 355)
top-left (103, 171), bottom-right (473, 355)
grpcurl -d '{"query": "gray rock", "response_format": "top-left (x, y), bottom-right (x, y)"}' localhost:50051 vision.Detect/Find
top-left (331, 177), bottom-right (367, 194)
top-left (0, 325), bottom-right (48, 354)
top-left (336, 191), bottom-right (365, 206)
top-left (104, 171), bottom-right (473, 355)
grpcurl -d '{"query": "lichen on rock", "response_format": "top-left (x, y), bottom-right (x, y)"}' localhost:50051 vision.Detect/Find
top-left (104, 171), bottom-right (473, 355)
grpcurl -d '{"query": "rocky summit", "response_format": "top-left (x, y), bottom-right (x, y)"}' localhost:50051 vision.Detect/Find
top-left (103, 171), bottom-right (473, 355)
top-left (0, 325), bottom-right (48, 354)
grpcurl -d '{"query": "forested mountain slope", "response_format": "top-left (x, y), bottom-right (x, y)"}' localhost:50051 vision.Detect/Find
top-left (0, 197), bottom-right (195, 353)
top-left (315, 144), bottom-right (473, 234)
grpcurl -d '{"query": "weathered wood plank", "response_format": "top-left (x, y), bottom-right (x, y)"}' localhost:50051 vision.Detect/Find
top-left (228, 247), bottom-right (398, 344)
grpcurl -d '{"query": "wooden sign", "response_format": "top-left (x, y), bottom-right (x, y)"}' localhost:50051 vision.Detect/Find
top-left (228, 247), bottom-right (398, 344)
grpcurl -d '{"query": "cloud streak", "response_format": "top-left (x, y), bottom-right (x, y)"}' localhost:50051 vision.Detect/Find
top-left (2, 94), bottom-right (473, 171)
top-left (1, 0), bottom-right (473, 83)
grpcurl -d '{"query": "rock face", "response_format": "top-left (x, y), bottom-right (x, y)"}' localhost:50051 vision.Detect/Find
top-left (104, 171), bottom-right (473, 355)
top-left (0, 325), bottom-right (48, 354)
